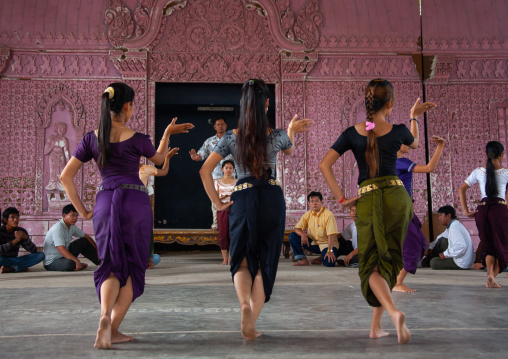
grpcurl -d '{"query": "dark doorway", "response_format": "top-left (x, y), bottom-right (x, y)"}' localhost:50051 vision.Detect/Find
top-left (154, 82), bottom-right (275, 229)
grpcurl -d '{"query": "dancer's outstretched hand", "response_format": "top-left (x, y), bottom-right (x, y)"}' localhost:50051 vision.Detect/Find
top-left (166, 117), bottom-right (194, 135)
top-left (288, 115), bottom-right (313, 134)
top-left (340, 195), bottom-right (361, 208)
top-left (410, 98), bottom-right (437, 118)
top-left (167, 147), bottom-right (179, 159)
top-left (430, 135), bottom-right (445, 145)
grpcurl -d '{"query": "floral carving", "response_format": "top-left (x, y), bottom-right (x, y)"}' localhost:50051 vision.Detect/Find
top-left (105, 0), bottom-right (135, 48)
top-left (154, 0), bottom-right (273, 53)
top-left (134, 0), bottom-right (154, 37)
top-left (149, 52), bottom-right (279, 82)
top-left (293, 0), bottom-right (322, 50)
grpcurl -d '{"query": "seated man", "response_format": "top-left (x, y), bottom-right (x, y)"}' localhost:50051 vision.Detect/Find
top-left (0, 207), bottom-right (45, 273)
top-left (289, 191), bottom-right (340, 267)
top-left (43, 204), bottom-right (100, 271)
top-left (337, 206), bottom-right (359, 267)
top-left (422, 205), bottom-right (474, 270)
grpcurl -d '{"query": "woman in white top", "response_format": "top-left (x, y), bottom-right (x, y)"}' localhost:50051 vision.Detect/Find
top-left (459, 141), bottom-right (508, 288)
top-left (214, 160), bottom-right (237, 265)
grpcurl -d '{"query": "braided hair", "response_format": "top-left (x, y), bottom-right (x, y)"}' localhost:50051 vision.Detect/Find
top-left (364, 79), bottom-right (395, 178)
top-left (97, 82), bottom-right (135, 168)
top-left (485, 141), bottom-right (504, 200)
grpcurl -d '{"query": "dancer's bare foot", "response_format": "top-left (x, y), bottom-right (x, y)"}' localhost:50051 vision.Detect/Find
top-left (392, 311), bottom-right (411, 344)
top-left (310, 257), bottom-right (323, 265)
top-left (94, 315), bottom-right (112, 349)
top-left (0, 266), bottom-right (14, 274)
top-left (393, 284), bottom-right (416, 293)
top-left (255, 331), bottom-right (262, 338)
top-left (22, 267), bottom-right (30, 272)
top-left (240, 303), bottom-right (256, 340)
top-left (486, 276), bottom-right (503, 288)
top-left (292, 259), bottom-right (310, 266)
top-left (111, 329), bottom-right (134, 344)
top-left (221, 260), bottom-right (228, 265)
top-left (369, 328), bottom-right (390, 339)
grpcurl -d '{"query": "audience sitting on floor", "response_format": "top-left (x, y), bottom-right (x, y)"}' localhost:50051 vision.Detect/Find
top-left (43, 204), bottom-right (100, 271)
top-left (289, 191), bottom-right (341, 267)
top-left (0, 207), bottom-right (44, 273)
top-left (336, 206), bottom-right (359, 267)
top-left (421, 205), bottom-right (474, 270)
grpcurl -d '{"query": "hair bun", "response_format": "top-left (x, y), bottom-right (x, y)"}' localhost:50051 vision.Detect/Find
top-left (104, 87), bottom-right (114, 99)
top-left (487, 152), bottom-right (496, 159)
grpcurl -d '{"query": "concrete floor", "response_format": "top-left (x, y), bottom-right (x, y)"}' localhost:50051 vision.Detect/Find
top-left (0, 252), bottom-right (507, 359)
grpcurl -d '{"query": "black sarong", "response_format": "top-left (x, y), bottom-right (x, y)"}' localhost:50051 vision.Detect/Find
top-left (229, 176), bottom-right (286, 302)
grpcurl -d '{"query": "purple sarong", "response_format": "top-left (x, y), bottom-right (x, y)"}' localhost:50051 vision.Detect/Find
top-left (402, 213), bottom-right (428, 274)
top-left (475, 197), bottom-right (508, 272)
top-left (73, 131), bottom-right (156, 302)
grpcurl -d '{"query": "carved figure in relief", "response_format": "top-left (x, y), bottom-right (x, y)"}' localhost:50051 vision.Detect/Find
top-left (394, 133), bottom-right (445, 293)
top-left (457, 60), bottom-right (467, 78)
top-left (459, 141), bottom-right (508, 288)
top-left (289, 191), bottom-right (355, 267)
top-left (44, 121), bottom-right (70, 200)
top-left (199, 79), bottom-right (312, 341)
top-left (494, 60), bottom-right (504, 78)
top-left (320, 79), bottom-right (437, 344)
top-left (59, 82), bottom-right (194, 349)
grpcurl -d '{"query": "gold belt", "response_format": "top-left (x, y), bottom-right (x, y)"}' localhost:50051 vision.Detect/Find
top-left (357, 179), bottom-right (404, 196)
top-left (478, 200), bottom-right (507, 205)
top-left (232, 178), bottom-right (280, 193)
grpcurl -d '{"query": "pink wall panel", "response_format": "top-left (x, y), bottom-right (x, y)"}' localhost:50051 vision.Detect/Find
top-left (0, 0), bottom-right (506, 244)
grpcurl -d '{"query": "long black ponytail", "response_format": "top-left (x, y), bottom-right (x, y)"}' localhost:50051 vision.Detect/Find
top-left (485, 141), bottom-right (504, 200)
top-left (236, 79), bottom-right (270, 179)
top-left (97, 82), bottom-right (135, 168)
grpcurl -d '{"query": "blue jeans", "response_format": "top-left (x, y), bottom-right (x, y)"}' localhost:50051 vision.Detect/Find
top-left (289, 232), bottom-right (338, 267)
top-left (0, 252), bottom-right (45, 272)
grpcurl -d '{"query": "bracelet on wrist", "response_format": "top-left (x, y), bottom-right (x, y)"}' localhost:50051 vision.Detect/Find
top-left (409, 118), bottom-right (418, 123)
top-left (338, 196), bottom-right (345, 203)
top-left (327, 249), bottom-right (333, 253)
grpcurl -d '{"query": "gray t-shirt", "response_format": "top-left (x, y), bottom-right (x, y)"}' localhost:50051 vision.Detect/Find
top-left (43, 219), bottom-right (86, 265)
top-left (213, 129), bottom-right (292, 179)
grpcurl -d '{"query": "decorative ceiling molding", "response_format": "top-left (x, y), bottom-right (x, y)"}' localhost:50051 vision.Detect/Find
top-left (244, 0), bottom-right (322, 52)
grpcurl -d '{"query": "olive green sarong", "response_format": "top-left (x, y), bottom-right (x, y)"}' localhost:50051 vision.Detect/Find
top-left (356, 176), bottom-right (413, 307)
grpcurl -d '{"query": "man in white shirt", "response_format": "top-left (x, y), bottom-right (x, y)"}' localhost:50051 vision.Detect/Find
top-left (189, 117), bottom-right (234, 231)
top-left (43, 204), bottom-right (100, 271)
top-left (423, 206), bottom-right (474, 270)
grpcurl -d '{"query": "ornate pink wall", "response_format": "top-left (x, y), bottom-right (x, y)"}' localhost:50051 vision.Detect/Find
top-left (0, 0), bottom-right (507, 246)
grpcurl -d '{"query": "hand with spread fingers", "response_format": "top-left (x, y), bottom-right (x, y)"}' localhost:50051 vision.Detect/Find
top-left (410, 98), bottom-right (437, 118)
top-left (166, 117), bottom-right (194, 135)
top-left (288, 115), bottom-right (313, 134)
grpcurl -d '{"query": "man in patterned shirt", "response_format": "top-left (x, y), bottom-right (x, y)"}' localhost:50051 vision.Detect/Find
top-left (0, 207), bottom-right (45, 273)
top-left (189, 117), bottom-right (234, 231)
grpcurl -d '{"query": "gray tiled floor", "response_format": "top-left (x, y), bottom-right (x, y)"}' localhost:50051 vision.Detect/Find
top-left (1, 252), bottom-right (507, 358)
